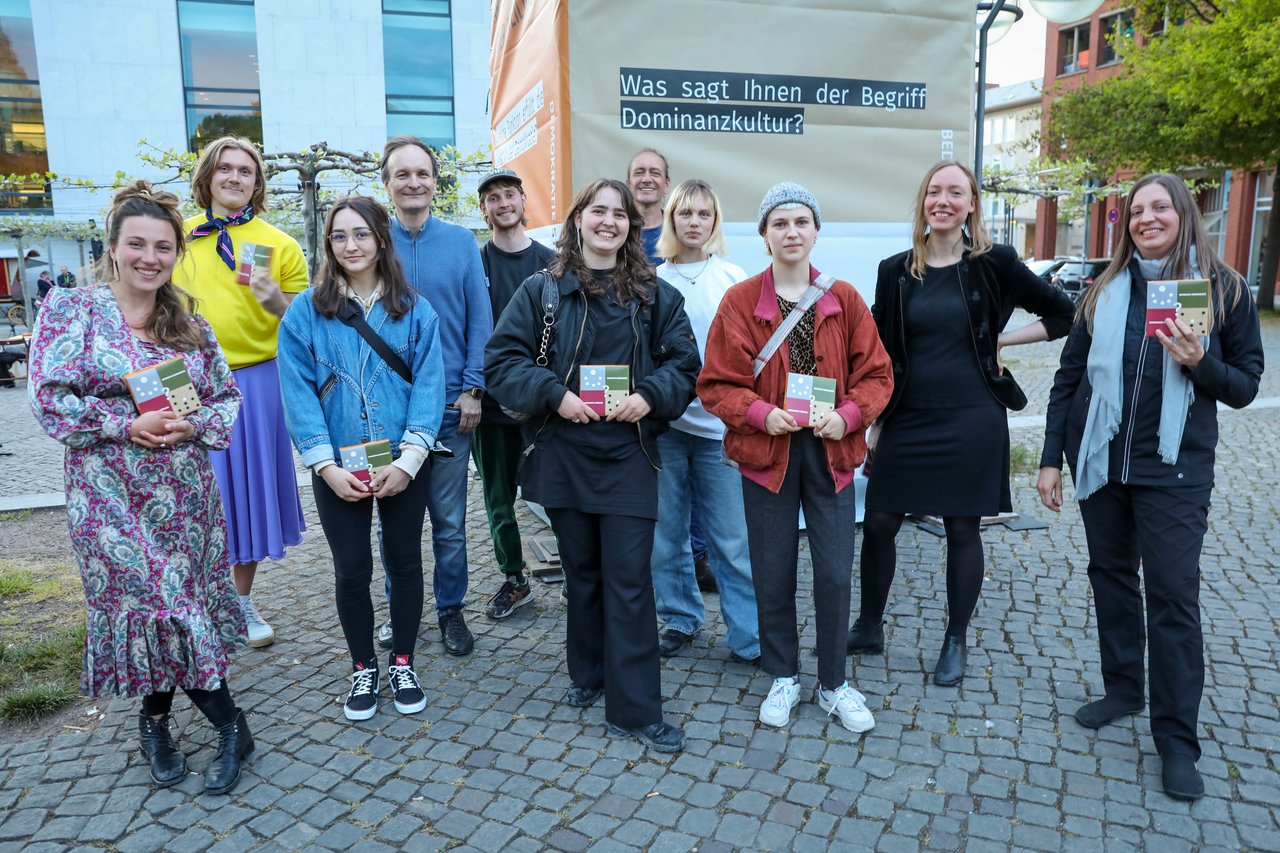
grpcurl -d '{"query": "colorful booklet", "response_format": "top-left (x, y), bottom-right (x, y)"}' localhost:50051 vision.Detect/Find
top-left (1146, 279), bottom-right (1210, 337)
top-left (339, 439), bottom-right (394, 485)
top-left (235, 243), bottom-right (273, 286)
top-left (579, 364), bottom-right (630, 417)
top-left (123, 357), bottom-right (201, 416)
top-left (785, 372), bottom-right (836, 427)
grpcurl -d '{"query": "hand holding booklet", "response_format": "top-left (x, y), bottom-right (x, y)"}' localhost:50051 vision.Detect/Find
top-left (784, 372), bottom-right (836, 427)
top-left (124, 357), bottom-right (201, 416)
top-left (1146, 279), bottom-right (1209, 337)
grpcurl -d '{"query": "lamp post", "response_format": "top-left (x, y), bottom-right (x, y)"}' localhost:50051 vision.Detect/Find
top-left (974, 1), bottom-right (1024, 183)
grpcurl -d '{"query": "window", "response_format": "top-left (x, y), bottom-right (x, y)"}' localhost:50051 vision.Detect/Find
top-left (1249, 171), bottom-right (1272, 288)
top-left (1099, 10), bottom-right (1134, 66)
top-left (1057, 23), bottom-right (1091, 76)
top-left (176, 0), bottom-right (262, 152)
top-left (1199, 175), bottom-right (1227, 257)
top-left (0, 0), bottom-right (50, 212)
top-left (383, 0), bottom-right (454, 148)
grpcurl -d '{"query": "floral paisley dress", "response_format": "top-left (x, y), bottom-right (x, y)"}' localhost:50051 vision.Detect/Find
top-left (27, 286), bottom-right (247, 697)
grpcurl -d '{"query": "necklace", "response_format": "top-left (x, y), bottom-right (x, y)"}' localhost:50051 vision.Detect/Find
top-left (671, 256), bottom-right (711, 285)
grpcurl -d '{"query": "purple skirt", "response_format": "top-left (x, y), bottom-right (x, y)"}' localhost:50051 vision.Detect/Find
top-left (210, 358), bottom-right (305, 565)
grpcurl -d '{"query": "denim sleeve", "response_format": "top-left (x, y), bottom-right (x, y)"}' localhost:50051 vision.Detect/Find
top-left (461, 241), bottom-right (493, 393)
top-left (403, 300), bottom-right (445, 447)
top-left (277, 298), bottom-right (335, 467)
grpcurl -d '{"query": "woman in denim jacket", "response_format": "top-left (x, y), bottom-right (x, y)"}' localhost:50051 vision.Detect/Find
top-left (278, 195), bottom-right (444, 722)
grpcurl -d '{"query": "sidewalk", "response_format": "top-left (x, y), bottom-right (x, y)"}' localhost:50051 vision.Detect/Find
top-left (1, 317), bottom-right (1278, 852)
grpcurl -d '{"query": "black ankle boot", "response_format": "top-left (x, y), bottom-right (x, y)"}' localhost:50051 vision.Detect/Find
top-left (204, 709), bottom-right (254, 795)
top-left (846, 617), bottom-right (886, 655)
top-left (138, 712), bottom-right (187, 787)
top-left (933, 636), bottom-right (967, 686)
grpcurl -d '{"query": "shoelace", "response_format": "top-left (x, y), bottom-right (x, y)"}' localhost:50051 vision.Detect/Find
top-left (822, 685), bottom-right (865, 718)
top-left (387, 664), bottom-right (419, 693)
top-left (767, 680), bottom-right (796, 711)
top-left (349, 668), bottom-right (377, 697)
top-left (241, 598), bottom-right (266, 625)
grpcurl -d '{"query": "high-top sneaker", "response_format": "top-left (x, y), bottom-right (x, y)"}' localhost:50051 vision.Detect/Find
top-left (387, 653), bottom-right (427, 714)
top-left (238, 595), bottom-right (275, 648)
top-left (343, 659), bottom-right (380, 721)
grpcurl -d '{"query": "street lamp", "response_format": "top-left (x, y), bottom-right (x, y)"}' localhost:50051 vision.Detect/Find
top-left (974, 1), bottom-right (1024, 182)
top-left (1027, 0), bottom-right (1105, 23)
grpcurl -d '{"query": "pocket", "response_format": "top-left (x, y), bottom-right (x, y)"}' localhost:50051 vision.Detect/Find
top-left (319, 374), bottom-right (338, 401)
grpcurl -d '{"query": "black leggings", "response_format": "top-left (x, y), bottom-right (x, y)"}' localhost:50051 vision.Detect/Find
top-left (312, 469), bottom-right (431, 664)
top-left (859, 511), bottom-right (984, 638)
top-left (141, 682), bottom-right (236, 727)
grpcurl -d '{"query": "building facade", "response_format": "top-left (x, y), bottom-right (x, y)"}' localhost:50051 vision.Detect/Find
top-left (1035, 1), bottom-right (1274, 288)
top-left (0, 0), bottom-right (490, 293)
top-left (981, 78), bottom-right (1041, 259)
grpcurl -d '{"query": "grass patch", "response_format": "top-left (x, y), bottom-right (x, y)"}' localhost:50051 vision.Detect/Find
top-left (0, 555), bottom-right (85, 723)
top-left (0, 567), bottom-right (36, 597)
top-left (0, 509), bottom-right (31, 522)
top-left (1009, 443), bottom-right (1039, 477)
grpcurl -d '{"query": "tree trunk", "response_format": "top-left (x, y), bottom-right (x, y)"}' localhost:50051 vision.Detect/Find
top-left (1256, 162), bottom-right (1280, 312)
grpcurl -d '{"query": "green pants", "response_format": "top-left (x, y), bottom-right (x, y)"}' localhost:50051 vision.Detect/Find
top-left (471, 423), bottom-right (527, 576)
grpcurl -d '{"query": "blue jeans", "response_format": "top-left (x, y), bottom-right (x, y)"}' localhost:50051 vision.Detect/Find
top-left (383, 408), bottom-right (473, 617)
top-left (650, 429), bottom-right (760, 657)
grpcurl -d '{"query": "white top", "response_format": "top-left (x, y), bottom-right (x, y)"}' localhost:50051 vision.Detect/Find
top-left (656, 254), bottom-right (748, 440)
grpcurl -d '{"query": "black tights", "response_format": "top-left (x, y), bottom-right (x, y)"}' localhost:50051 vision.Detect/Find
top-left (141, 681), bottom-right (236, 728)
top-left (859, 511), bottom-right (985, 638)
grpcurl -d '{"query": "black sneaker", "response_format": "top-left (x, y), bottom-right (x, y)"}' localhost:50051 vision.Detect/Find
top-left (439, 612), bottom-right (474, 656)
top-left (485, 575), bottom-right (533, 620)
top-left (607, 720), bottom-right (685, 754)
top-left (387, 654), bottom-right (427, 715)
top-left (343, 661), bottom-right (379, 721)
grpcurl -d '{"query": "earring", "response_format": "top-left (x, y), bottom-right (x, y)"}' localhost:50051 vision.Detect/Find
top-left (764, 241), bottom-right (772, 257)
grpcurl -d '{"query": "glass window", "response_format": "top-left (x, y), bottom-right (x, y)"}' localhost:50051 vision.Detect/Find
top-left (1099, 11), bottom-right (1134, 66)
top-left (0, 0), bottom-right (50, 212)
top-left (1249, 171), bottom-right (1273, 288)
top-left (1057, 23), bottom-right (1091, 76)
top-left (383, 0), bottom-right (454, 148)
top-left (176, 0), bottom-right (262, 152)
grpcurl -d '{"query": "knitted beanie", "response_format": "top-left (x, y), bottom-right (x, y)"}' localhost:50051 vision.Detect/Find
top-left (757, 182), bottom-right (821, 233)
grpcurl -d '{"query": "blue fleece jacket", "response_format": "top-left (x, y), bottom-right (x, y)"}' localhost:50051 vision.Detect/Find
top-left (390, 214), bottom-right (492, 397)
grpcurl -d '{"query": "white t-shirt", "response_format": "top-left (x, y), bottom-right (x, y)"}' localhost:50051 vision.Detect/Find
top-left (656, 254), bottom-right (748, 440)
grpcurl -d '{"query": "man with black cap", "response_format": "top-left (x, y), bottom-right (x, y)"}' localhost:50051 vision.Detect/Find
top-left (476, 168), bottom-right (556, 619)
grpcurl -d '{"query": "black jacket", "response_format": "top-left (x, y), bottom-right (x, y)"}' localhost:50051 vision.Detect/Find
top-left (873, 243), bottom-right (1075, 419)
top-left (1040, 260), bottom-right (1264, 487)
top-left (483, 268), bottom-right (700, 468)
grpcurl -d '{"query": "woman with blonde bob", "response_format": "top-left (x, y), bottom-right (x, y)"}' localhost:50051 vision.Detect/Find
top-left (1038, 173), bottom-right (1263, 801)
top-left (649, 179), bottom-right (759, 663)
top-left (852, 161), bottom-right (1074, 686)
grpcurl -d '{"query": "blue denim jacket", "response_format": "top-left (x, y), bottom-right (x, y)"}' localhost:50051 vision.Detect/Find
top-left (278, 289), bottom-right (445, 468)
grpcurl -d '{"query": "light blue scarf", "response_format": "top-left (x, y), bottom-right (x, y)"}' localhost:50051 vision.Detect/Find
top-left (1073, 248), bottom-right (1205, 501)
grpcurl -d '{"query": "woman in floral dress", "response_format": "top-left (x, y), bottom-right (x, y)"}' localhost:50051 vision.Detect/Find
top-left (27, 182), bottom-right (254, 796)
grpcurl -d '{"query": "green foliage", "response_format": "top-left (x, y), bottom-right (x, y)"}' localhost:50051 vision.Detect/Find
top-left (0, 623), bottom-right (85, 722)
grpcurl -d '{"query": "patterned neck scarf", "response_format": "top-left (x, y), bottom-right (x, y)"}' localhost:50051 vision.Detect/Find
top-left (189, 205), bottom-right (255, 270)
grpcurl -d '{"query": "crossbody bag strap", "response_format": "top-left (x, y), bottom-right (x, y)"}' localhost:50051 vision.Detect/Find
top-left (336, 300), bottom-right (413, 384)
top-left (751, 273), bottom-right (836, 378)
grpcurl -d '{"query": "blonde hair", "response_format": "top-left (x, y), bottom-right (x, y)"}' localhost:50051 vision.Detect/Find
top-left (908, 160), bottom-right (992, 280)
top-left (1077, 173), bottom-right (1243, 335)
top-left (190, 136), bottom-right (269, 212)
top-left (655, 179), bottom-right (727, 262)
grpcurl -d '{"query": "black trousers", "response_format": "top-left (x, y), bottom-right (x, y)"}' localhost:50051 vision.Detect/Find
top-left (313, 470), bottom-right (431, 664)
top-left (1078, 481), bottom-right (1211, 759)
top-left (547, 507), bottom-right (663, 729)
top-left (742, 430), bottom-right (857, 690)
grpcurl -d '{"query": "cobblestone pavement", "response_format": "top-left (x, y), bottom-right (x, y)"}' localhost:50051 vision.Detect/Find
top-left (1, 314), bottom-right (1278, 852)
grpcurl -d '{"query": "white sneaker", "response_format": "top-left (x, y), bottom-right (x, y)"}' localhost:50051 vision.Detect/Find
top-left (759, 677), bottom-right (801, 727)
top-left (239, 595), bottom-right (275, 648)
top-left (818, 682), bottom-right (875, 733)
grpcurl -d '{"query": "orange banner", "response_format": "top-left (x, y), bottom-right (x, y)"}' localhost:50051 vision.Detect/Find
top-left (489, 0), bottom-right (572, 229)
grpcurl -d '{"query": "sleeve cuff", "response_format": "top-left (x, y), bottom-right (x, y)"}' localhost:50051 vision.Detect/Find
top-left (311, 459), bottom-right (335, 475)
top-left (835, 401), bottom-right (862, 435)
top-left (746, 400), bottom-right (774, 432)
top-left (393, 443), bottom-right (429, 478)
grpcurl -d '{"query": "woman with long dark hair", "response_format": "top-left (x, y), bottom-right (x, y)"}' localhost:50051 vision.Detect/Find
top-left (277, 195), bottom-right (444, 721)
top-left (1038, 173), bottom-right (1263, 800)
top-left (485, 178), bottom-right (700, 753)
top-left (28, 181), bottom-right (253, 794)
top-left (853, 161), bottom-right (1074, 686)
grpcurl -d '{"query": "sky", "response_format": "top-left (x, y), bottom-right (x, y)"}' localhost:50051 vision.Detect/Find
top-left (984, 4), bottom-right (1049, 86)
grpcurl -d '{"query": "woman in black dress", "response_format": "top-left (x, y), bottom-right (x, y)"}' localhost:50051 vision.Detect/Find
top-left (484, 178), bottom-right (700, 753)
top-left (853, 161), bottom-right (1075, 685)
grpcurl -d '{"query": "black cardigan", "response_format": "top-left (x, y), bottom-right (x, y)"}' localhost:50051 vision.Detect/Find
top-left (872, 243), bottom-right (1075, 420)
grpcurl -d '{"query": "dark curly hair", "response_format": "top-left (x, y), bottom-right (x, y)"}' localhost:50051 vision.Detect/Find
top-left (553, 178), bottom-right (654, 303)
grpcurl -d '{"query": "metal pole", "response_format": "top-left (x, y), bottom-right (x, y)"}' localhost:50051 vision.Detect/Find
top-left (974, 2), bottom-right (1024, 185)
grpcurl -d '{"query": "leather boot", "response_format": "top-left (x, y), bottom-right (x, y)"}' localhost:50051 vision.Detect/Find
top-left (846, 617), bottom-right (886, 655)
top-left (138, 712), bottom-right (187, 787)
top-left (204, 709), bottom-right (254, 795)
top-left (933, 636), bottom-right (967, 686)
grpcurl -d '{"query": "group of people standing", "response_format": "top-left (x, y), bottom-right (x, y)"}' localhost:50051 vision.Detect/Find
top-left (26, 129), bottom-right (1263, 803)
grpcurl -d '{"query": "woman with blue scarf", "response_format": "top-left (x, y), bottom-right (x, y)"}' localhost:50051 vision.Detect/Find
top-left (1038, 173), bottom-right (1264, 802)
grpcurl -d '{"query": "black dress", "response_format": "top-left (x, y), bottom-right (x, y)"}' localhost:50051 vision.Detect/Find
top-left (865, 263), bottom-right (1011, 517)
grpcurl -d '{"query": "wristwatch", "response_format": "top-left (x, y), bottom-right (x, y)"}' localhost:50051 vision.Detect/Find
top-left (464, 387), bottom-right (484, 400)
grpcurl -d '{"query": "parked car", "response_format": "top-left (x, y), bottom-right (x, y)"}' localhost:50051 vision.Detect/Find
top-left (1052, 258), bottom-right (1111, 301)
top-left (1025, 257), bottom-right (1072, 284)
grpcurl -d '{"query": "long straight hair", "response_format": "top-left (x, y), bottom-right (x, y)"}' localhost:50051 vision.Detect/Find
top-left (311, 195), bottom-right (414, 320)
top-left (553, 178), bottom-right (655, 304)
top-left (908, 160), bottom-right (993, 280)
top-left (1078, 173), bottom-right (1243, 335)
top-left (655, 179), bottom-right (728, 262)
top-left (99, 181), bottom-right (205, 351)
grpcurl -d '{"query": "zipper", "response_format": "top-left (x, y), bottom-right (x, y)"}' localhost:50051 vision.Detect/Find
top-left (523, 288), bottom-right (589, 457)
top-left (1119, 336), bottom-right (1148, 483)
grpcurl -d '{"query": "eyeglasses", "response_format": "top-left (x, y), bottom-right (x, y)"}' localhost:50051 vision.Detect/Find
top-left (328, 230), bottom-right (375, 246)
